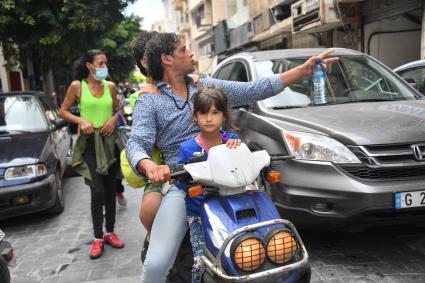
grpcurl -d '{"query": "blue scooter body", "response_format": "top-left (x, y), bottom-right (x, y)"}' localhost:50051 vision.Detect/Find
top-left (200, 191), bottom-right (304, 282)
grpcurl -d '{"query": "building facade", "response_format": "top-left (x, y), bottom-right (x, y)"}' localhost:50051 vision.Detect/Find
top-left (162, 0), bottom-right (425, 74)
top-left (0, 45), bottom-right (25, 92)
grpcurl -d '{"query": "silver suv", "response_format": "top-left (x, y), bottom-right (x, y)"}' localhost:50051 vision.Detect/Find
top-left (212, 48), bottom-right (425, 228)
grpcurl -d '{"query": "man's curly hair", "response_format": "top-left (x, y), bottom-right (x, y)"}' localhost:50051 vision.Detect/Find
top-left (133, 30), bottom-right (158, 76)
top-left (144, 32), bottom-right (180, 82)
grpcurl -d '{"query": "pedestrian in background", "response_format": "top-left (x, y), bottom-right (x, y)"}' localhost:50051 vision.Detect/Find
top-left (59, 49), bottom-right (125, 259)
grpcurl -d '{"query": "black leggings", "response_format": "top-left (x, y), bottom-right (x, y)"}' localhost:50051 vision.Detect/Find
top-left (83, 139), bottom-right (118, 239)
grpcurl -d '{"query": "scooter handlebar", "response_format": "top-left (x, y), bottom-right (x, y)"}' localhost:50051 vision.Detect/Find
top-left (169, 164), bottom-right (187, 178)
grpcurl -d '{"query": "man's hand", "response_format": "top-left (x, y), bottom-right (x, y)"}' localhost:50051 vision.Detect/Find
top-left (138, 159), bottom-right (170, 184)
top-left (298, 49), bottom-right (339, 77)
top-left (281, 49), bottom-right (339, 87)
top-left (139, 83), bottom-right (160, 94)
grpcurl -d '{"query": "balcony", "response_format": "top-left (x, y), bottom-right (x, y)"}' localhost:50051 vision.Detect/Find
top-left (251, 17), bottom-right (292, 42)
top-left (180, 21), bottom-right (191, 32)
top-left (174, 0), bottom-right (184, 10)
top-left (188, 0), bottom-right (203, 11)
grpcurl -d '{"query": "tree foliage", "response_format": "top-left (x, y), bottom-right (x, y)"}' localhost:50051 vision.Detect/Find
top-left (98, 15), bottom-right (142, 83)
top-left (0, 0), bottom-right (141, 90)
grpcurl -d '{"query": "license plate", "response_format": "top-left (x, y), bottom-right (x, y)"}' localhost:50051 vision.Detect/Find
top-left (395, 190), bottom-right (425, 209)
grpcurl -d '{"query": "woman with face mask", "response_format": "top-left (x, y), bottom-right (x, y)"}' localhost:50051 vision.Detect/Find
top-left (59, 49), bottom-right (125, 259)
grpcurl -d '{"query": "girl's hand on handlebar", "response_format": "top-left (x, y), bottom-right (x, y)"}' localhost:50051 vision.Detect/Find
top-left (226, 139), bottom-right (241, 149)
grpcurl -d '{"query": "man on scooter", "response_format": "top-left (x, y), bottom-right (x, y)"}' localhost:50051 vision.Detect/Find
top-left (126, 31), bottom-right (338, 283)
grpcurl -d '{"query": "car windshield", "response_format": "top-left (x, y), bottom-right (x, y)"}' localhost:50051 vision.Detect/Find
top-left (0, 96), bottom-right (47, 132)
top-left (255, 55), bottom-right (419, 108)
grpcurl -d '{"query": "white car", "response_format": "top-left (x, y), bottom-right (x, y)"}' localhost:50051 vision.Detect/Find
top-left (394, 59), bottom-right (425, 95)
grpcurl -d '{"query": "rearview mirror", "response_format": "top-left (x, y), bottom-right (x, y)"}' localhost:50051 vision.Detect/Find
top-left (404, 78), bottom-right (418, 88)
top-left (52, 118), bottom-right (68, 129)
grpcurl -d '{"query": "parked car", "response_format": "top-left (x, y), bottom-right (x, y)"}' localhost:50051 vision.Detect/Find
top-left (211, 48), bottom-right (425, 228)
top-left (394, 59), bottom-right (425, 95)
top-left (0, 91), bottom-right (72, 219)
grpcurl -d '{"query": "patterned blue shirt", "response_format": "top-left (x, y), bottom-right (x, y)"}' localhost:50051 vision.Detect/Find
top-left (126, 75), bottom-right (285, 174)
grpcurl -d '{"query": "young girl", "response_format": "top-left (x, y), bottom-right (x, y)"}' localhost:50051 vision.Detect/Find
top-left (176, 86), bottom-right (241, 282)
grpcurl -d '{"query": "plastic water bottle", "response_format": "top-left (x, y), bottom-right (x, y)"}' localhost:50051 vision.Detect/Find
top-left (312, 61), bottom-right (327, 104)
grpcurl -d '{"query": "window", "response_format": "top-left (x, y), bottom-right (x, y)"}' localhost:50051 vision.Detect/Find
top-left (229, 62), bottom-right (248, 82)
top-left (38, 95), bottom-right (58, 122)
top-left (195, 5), bottom-right (205, 28)
top-left (227, 0), bottom-right (237, 17)
top-left (254, 55), bottom-right (418, 108)
top-left (214, 63), bottom-right (234, 80)
top-left (398, 66), bottom-right (425, 95)
top-left (0, 96), bottom-right (47, 132)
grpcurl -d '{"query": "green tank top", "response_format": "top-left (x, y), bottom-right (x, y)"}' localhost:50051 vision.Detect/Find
top-left (80, 80), bottom-right (112, 128)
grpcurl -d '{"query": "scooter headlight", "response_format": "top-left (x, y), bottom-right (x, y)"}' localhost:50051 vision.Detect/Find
top-left (231, 235), bottom-right (265, 272)
top-left (265, 229), bottom-right (297, 264)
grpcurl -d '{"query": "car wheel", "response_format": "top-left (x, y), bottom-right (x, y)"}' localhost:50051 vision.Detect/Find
top-left (0, 259), bottom-right (10, 283)
top-left (47, 170), bottom-right (64, 214)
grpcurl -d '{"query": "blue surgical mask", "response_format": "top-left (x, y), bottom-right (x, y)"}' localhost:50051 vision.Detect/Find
top-left (93, 67), bottom-right (108, 81)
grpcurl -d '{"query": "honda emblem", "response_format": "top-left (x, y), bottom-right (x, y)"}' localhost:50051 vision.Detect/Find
top-left (411, 144), bottom-right (425, 161)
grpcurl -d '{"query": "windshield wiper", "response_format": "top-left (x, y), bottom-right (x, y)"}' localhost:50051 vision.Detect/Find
top-left (333, 98), bottom-right (403, 105)
top-left (272, 105), bottom-right (306, 110)
top-left (10, 130), bottom-right (36, 134)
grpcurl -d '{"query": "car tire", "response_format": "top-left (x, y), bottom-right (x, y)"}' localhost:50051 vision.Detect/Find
top-left (0, 259), bottom-right (10, 283)
top-left (47, 171), bottom-right (64, 215)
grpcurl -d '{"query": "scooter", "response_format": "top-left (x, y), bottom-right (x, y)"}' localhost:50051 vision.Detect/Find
top-left (167, 143), bottom-right (310, 282)
top-left (121, 98), bottom-right (133, 126)
top-left (0, 229), bottom-right (14, 283)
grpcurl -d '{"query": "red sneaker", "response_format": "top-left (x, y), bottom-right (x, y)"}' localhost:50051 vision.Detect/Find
top-left (89, 239), bottom-right (104, 259)
top-left (103, 233), bottom-right (125, 249)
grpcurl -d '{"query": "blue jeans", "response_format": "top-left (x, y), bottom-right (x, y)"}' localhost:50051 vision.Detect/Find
top-left (141, 185), bottom-right (188, 283)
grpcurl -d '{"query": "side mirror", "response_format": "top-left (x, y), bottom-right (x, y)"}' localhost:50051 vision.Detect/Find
top-left (404, 78), bottom-right (418, 88)
top-left (52, 118), bottom-right (69, 129)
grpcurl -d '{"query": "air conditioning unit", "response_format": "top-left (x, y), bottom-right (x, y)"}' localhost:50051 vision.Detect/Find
top-left (291, 0), bottom-right (359, 34)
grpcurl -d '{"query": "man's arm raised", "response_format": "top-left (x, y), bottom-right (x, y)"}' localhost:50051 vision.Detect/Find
top-left (281, 49), bottom-right (339, 86)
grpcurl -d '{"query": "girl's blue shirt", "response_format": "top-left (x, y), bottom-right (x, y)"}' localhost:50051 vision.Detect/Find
top-left (176, 131), bottom-right (239, 216)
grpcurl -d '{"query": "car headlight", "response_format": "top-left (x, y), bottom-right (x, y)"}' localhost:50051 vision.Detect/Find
top-left (283, 130), bottom-right (361, 163)
top-left (231, 235), bottom-right (266, 272)
top-left (4, 164), bottom-right (47, 180)
top-left (265, 229), bottom-right (297, 264)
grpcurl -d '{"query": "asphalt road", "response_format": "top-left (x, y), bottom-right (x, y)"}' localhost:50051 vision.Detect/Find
top-left (2, 175), bottom-right (425, 282)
